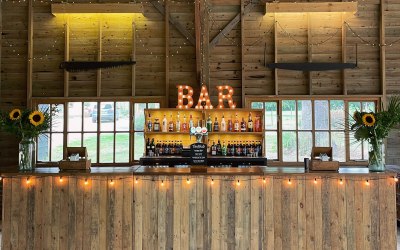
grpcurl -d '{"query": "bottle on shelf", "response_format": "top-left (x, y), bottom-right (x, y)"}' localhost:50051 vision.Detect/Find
top-left (235, 142), bottom-right (242, 156)
top-left (154, 118), bottom-right (160, 132)
top-left (228, 115), bottom-right (233, 132)
top-left (150, 138), bottom-right (155, 156)
top-left (169, 114), bottom-right (174, 132)
top-left (248, 112), bottom-right (253, 132)
top-left (146, 138), bottom-right (151, 156)
top-left (216, 140), bottom-right (222, 156)
top-left (176, 112), bottom-right (181, 132)
top-left (181, 114), bottom-right (188, 132)
top-left (189, 114), bottom-right (194, 131)
top-left (213, 117), bottom-right (219, 132)
top-left (162, 115), bottom-right (168, 132)
top-left (227, 141), bottom-right (231, 155)
top-left (220, 114), bottom-right (226, 132)
top-left (230, 142), bottom-right (235, 156)
top-left (240, 117), bottom-right (247, 132)
top-left (242, 142), bottom-right (247, 156)
top-left (206, 114), bottom-right (212, 132)
top-left (234, 114), bottom-right (240, 132)
top-left (147, 112), bottom-right (153, 132)
top-left (255, 115), bottom-right (261, 132)
top-left (221, 141), bottom-right (227, 156)
top-left (211, 141), bottom-right (217, 156)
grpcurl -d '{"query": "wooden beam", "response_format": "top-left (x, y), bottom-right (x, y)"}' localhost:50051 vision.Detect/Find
top-left (209, 3), bottom-right (252, 48)
top-left (27, 0), bottom-right (33, 108)
top-left (195, 0), bottom-right (201, 84)
top-left (308, 13), bottom-right (312, 95)
top-left (341, 13), bottom-right (347, 96)
top-left (51, 3), bottom-right (143, 14)
top-left (97, 20), bottom-right (102, 97)
top-left (264, 2), bottom-right (358, 14)
top-left (152, 1), bottom-right (196, 46)
top-left (241, 0), bottom-right (245, 106)
top-left (274, 17), bottom-right (278, 96)
top-left (380, 0), bottom-right (386, 104)
top-left (131, 22), bottom-right (136, 97)
top-left (165, 1), bottom-right (170, 106)
top-left (64, 21), bottom-right (70, 98)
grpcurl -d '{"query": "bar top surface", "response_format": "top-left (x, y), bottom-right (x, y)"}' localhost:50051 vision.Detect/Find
top-left (1, 166), bottom-right (398, 177)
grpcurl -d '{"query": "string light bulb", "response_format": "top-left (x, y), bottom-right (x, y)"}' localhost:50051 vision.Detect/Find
top-left (263, 178), bottom-right (266, 183)
top-left (314, 178), bottom-right (317, 184)
top-left (236, 180), bottom-right (240, 186)
top-left (186, 178), bottom-right (190, 184)
top-left (211, 178), bottom-right (214, 185)
top-left (110, 179), bottom-right (114, 186)
top-left (0, 177), bottom-right (2, 181)
top-left (26, 177), bottom-right (31, 184)
top-left (161, 180), bottom-right (164, 186)
top-left (339, 179), bottom-right (343, 185)
top-left (135, 177), bottom-right (138, 184)
top-left (366, 179), bottom-right (370, 186)
top-left (288, 179), bottom-right (292, 185)
top-left (394, 176), bottom-right (398, 182)
top-left (59, 176), bottom-right (63, 183)
top-left (84, 179), bottom-right (88, 185)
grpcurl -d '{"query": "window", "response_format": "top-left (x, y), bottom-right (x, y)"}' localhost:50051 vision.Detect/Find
top-left (249, 97), bottom-right (378, 164)
top-left (35, 98), bottom-right (161, 165)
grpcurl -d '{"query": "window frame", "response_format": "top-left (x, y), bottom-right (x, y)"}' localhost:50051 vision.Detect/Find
top-left (32, 96), bottom-right (165, 166)
top-left (246, 95), bottom-right (381, 166)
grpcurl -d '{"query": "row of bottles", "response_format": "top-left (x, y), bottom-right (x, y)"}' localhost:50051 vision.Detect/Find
top-left (209, 140), bottom-right (263, 157)
top-left (146, 112), bottom-right (262, 133)
top-left (146, 138), bottom-right (184, 156)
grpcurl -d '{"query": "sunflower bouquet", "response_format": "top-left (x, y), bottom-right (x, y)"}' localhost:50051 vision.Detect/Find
top-left (350, 96), bottom-right (400, 171)
top-left (0, 108), bottom-right (52, 139)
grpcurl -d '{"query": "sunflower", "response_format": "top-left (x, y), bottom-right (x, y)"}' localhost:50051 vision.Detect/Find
top-left (9, 109), bottom-right (22, 120)
top-left (362, 113), bottom-right (376, 127)
top-left (29, 110), bottom-right (45, 126)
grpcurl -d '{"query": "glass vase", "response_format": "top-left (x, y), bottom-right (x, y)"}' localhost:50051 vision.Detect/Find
top-left (19, 137), bottom-right (36, 171)
top-left (368, 139), bottom-right (385, 172)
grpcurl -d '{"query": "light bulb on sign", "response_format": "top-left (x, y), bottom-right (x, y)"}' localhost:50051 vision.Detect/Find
top-left (216, 85), bottom-right (236, 109)
top-left (176, 85), bottom-right (194, 109)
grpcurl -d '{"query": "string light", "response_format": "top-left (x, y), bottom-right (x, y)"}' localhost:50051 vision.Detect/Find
top-left (186, 178), bottom-right (190, 184)
top-left (236, 180), bottom-right (240, 186)
top-left (0, 177), bottom-right (3, 181)
top-left (84, 178), bottom-right (89, 185)
top-left (339, 179), bottom-right (343, 185)
top-left (263, 178), bottom-right (266, 183)
top-left (211, 178), bottom-right (214, 185)
top-left (288, 178), bottom-right (292, 185)
top-left (135, 177), bottom-right (139, 184)
top-left (26, 177), bottom-right (31, 184)
top-left (314, 178), bottom-right (317, 184)
top-left (394, 176), bottom-right (398, 182)
top-left (161, 180), bottom-right (164, 186)
top-left (365, 179), bottom-right (370, 186)
top-left (110, 179), bottom-right (115, 186)
top-left (59, 176), bottom-right (63, 183)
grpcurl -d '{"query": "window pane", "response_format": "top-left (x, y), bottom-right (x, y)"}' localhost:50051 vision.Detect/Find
top-left (315, 132), bottom-right (329, 147)
top-left (283, 131), bottom-right (297, 162)
top-left (148, 103), bottom-right (160, 109)
top-left (298, 132), bottom-right (312, 161)
top-left (100, 102), bottom-right (115, 131)
top-left (251, 102), bottom-right (263, 109)
top-left (282, 100), bottom-right (296, 130)
top-left (116, 102), bottom-right (129, 132)
top-left (350, 139), bottom-right (363, 160)
top-left (68, 102), bottom-right (82, 132)
top-left (297, 100), bottom-right (312, 130)
top-left (134, 132), bottom-right (144, 161)
top-left (83, 133), bottom-right (97, 163)
top-left (348, 102), bottom-right (361, 123)
top-left (362, 102), bottom-right (375, 112)
top-left (134, 103), bottom-right (146, 131)
top-left (38, 104), bottom-right (51, 133)
top-left (265, 132), bottom-right (278, 160)
top-left (84, 102), bottom-right (97, 132)
top-left (37, 134), bottom-right (49, 161)
top-left (264, 102), bottom-right (277, 130)
top-left (332, 132), bottom-right (345, 162)
top-left (100, 133), bottom-right (114, 163)
top-left (330, 100), bottom-right (344, 130)
top-left (52, 104), bottom-right (64, 132)
top-left (51, 133), bottom-right (64, 161)
top-left (115, 133), bottom-right (129, 163)
top-left (68, 133), bottom-right (81, 147)
top-left (314, 100), bottom-right (329, 130)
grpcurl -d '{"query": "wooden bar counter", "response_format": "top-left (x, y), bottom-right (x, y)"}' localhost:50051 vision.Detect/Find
top-left (2, 166), bottom-right (397, 249)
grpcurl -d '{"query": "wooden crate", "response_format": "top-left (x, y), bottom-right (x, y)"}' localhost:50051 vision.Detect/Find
top-left (309, 147), bottom-right (339, 171)
top-left (59, 147), bottom-right (91, 171)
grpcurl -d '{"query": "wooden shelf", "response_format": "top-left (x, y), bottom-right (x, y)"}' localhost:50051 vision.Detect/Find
top-left (145, 132), bottom-right (190, 135)
top-left (207, 132), bottom-right (263, 135)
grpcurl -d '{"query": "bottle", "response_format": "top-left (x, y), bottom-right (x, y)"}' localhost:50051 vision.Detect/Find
top-left (255, 116), bottom-right (261, 132)
top-left (150, 138), bottom-right (155, 155)
top-left (242, 142), bottom-right (247, 156)
top-left (213, 117), bottom-right (219, 132)
top-left (216, 140), bottom-right (222, 155)
top-left (231, 142), bottom-right (235, 156)
top-left (146, 138), bottom-right (150, 156)
top-left (227, 141), bottom-right (231, 155)
top-left (241, 117), bottom-right (246, 132)
top-left (228, 116), bottom-right (233, 132)
top-left (154, 118), bottom-right (160, 132)
top-left (222, 141), bottom-right (227, 156)
top-left (236, 142), bottom-right (241, 156)
top-left (211, 141), bottom-right (217, 156)
top-left (258, 141), bottom-right (263, 157)
top-left (248, 112), bottom-right (253, 132)
top-left (189, 115), bottom-right (194, 129)
top-left (181, 114), bottom-right (188, 132)
top-left (169, 114), bottom-right (174, 132)
top-left (176, 112), bottom-right (181, 132)
top-left (147, 113), bottom-right (153, 132)
top-left (162, 115), bottom-right (168, 132)
top-left (220, 114), bottom-right (226, 132)
top-left (206, 115), bottom-right (212, 132)
top-left (234, 114), bottom-right (240, 132)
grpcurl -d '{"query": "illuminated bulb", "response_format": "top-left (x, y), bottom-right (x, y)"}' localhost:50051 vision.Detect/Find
top-left (135, 177), bottom-right (138, 184)
top-left (263, 178), bottom-right (266, 183)
top-left (219, 105), bottom-right (223, 108)
top-left (236, 180), bottom-right (240, 186)
top-left (205, 93), bottom-right (208, 96)
top-left (232, 105), bottom-right (236, 108)
top-left (222, 95), bottom-right (226, 98)
top-left (0, 177), bottom-right (2, 181)
top-left (179, 85), bottom-right (183, 89)
top-left (219, 92), bottom-right (222, 96)
top-left (218, 86), bottom-right (222, 90)
top-left (186, 178), bottom-right (190, 184)
top-left (189, 101), bottom-right (193, 105)
top-left (314, 178), bottom-right (317, 184)
top-left (202, 86), bottom-right (206, 90)
top-left (26, 177), bottom-right (31, 184)
top-left (366, 180), bottom-right (370, 186)
top-left (219, 99), bottom-right (223, 102)
top-left (395, 177), bottom-right (399, 182)
top-left (339, 179), bottom-right (343, 185)
top-left (227, 94), bottom-right (231, 98)
top-left (211, 179), bottom-right (214, 185)
top-left (288, 179), bottom-right (292, 185)
top-left (110, 179), bottom-right (115, 186)
top-left (161, 180), bottom-right (164, 186)
top-left (59, 177), bottom-right (63, 183)
top-left (185, 106), bottom-right (189, 109)
top-left (189, 90), bottom-right (193, 93)
top-left (229, 89), bottom-right (233, 93)
top-left (84, 179), bottom-right (88, 185)
top-left (229, 100), bottom-right (232, 103)
top-left (178, 105), bottom-right (182, 108)
top-left (179, 92), bottom-right (183, 96)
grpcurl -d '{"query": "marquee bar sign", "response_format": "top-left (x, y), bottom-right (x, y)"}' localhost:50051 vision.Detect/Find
top-left (176, 85), bottom-right (236, 109)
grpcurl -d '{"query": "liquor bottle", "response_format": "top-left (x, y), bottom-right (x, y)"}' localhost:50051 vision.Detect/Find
top-left (206, 115), bottom-right (212, 132)
top-left (158, 141), bottom-right (163, 155)
top-left (213, 117), bottom-right (219, 132)
top-left (234, 114), bottom-right (240, 132)
top-left (216, 140), bottom-right (222, 156)
top-left (150, 138), bottom-right (155, 155)
top-left (220, 114), bottom-right (226, 132)
top-left (230, 142), bottom-right (235, 156)
top-left (221, 141), bottom-right (227, 156)
top-left (147, 113), bottom-right (153, 132)
top-left (241, 117), bottom-right (247, 132)
top-left (235, 142), bottom-right (242, 156)
top-left (176, 112), bottom-right (181, 132)
top-left (258, 141), bottom-right (263, 157)
top-left (227, 141), bottom-right (231, 155)
top-left (181, 114), bottom-right (188, 132)
top-left (146, 138), bottom-right (150, 156)
top-left (189, 114), bottom-right (194, 131)
top-left (211, 141), bottom-right (217, 156)
top-left (162, 115), bottom-right (168, 132)
top-left (247, 112), bottom-right (253, 132)
top-left (254, 116), bottom-right (261, 132)
top-left (154, 118), bottom-right (160, 132)
top-left (242, 142), bottom-right (247, 156)
top-left (169, 114), bottom-right (174, 132)
top-left (228, 116), bottom-right (233, 132)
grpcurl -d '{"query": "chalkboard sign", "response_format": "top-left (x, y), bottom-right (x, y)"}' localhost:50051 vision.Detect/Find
top-left (190, 143), bottom-right (207, 165)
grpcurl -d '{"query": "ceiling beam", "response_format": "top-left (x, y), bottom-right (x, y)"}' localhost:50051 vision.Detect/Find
top-left (51, 3), bottom-right (143, 14)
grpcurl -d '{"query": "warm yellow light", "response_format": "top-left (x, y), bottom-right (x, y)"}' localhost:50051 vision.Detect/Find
top-left (179, 85), bottom-right (183, 89)
top-left (59, 177), bottom-right (63, 183)
top-left (236, 180), bottom-right (240, 186)
top-left (314, 178), bottom-right (317, 184)
top-left (110, 179), bottom-right (115, 186)
top-left (186, 178), bottom-right (190, 184)
top-left (135, 177), bottom-right (138, 184)
top-left (263, 178), bottom-right (266, 183)
top-left (0, 177), bottom-right (3, 181)
top-left (366, 180), bottom-right (370, 186)
top-left (339, 179), bottom-right (343, 185)
top-left (26, 177), bottom-right (31, 184)
top-left (84, 179), bottom-right (89, 185)
top-left (288, 179), bottom-right (292, 185)
top-left (395, 177), bottom-right (399, 182)
top-left (211, 179), bottom-right (214, 185)
top-left (161, 180), bottom-right (164, 186)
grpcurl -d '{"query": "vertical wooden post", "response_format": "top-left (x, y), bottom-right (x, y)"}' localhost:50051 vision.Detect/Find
top-left (64, 20), bottom-right (70, 98)
top-left (379, 0), bottom-right (386, 105)
top-left (307, 13), bottom-right (312, 95)
top-left (241, 0), bottom-right (245, 107)
top-left (195, 0), bottom-right (209, 87)
top-left (132, 22), bottom-right (136, 97)
top-left (97, 19), bottom-right (102, 97)
top-left (195, 0), bottom-right (202, 85)
top-left (165, 1), bottom-right (170, 106)
top-left (341, 13), bottom-right (347, 95)
top-left (27, 0), bottom-right (33, 108)
top-left (274, 16), bottom-right (278, 95)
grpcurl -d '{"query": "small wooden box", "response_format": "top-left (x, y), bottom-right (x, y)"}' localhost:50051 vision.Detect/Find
top-left (309, 147), bottom-right (339, 171)
top-left (59, 147), bottom-right (91, 171)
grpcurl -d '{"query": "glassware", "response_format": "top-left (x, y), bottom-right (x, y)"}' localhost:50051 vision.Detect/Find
top-left (19, 137), bottom-right (36, 171)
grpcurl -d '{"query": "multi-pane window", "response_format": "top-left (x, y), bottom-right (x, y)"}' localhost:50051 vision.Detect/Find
top-left (250, 98), bottom-right (378, 163)
top-left (36, 100), bottom-right (160, 165)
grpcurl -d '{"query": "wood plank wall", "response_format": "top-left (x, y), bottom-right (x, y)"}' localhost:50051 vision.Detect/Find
top-left (1, 0), bottom-right (400, 165)
top-left (2, 174), bottom-right (397, 249)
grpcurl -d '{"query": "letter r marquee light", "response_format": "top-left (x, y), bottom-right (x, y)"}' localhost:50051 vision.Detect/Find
top-left (176, 85), bottom-right (236, 109)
